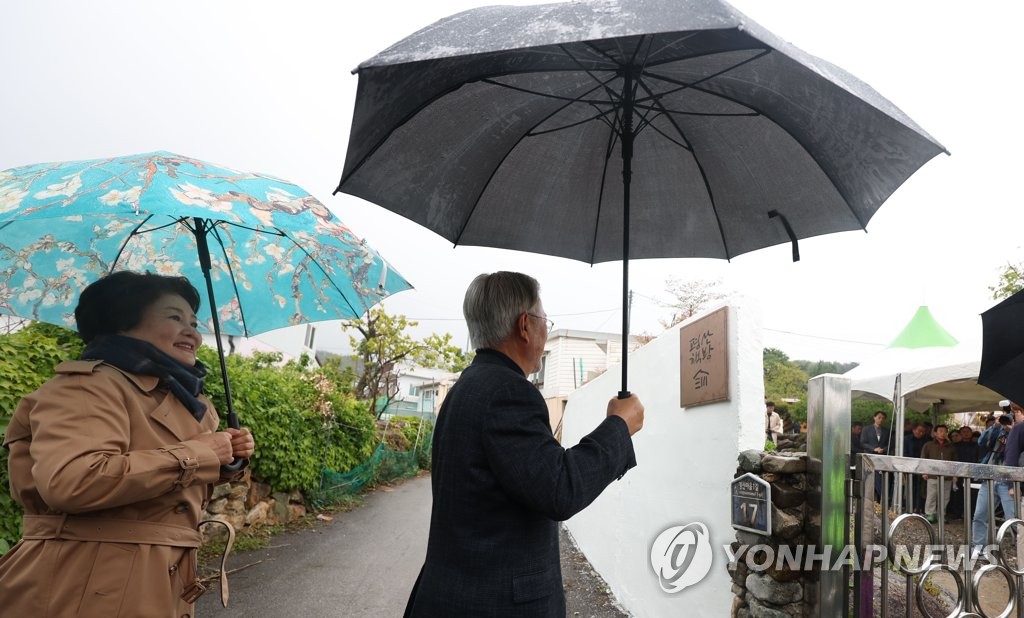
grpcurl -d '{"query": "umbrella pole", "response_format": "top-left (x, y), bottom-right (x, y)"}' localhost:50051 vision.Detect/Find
top-left (618, 69), bottom-right (635, 400)
top-left (193, 218), bottom-right (247, 472)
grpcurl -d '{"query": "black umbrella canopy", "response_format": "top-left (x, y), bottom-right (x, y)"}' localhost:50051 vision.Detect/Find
top-left (338, 0), bottom-right (946, 263)
top-left (337, 0), bottom-right (946, 395)
top-left (979, 289), bottom-right (1024, 405)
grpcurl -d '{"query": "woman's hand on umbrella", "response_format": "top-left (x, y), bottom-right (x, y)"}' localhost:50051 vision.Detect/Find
top-left (227, 427), bottom-right (255, 459)
top-left (194, 431), bottom-right (235, 465)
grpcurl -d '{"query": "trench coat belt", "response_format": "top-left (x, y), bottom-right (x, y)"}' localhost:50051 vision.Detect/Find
top-left (22, 514), bottom-right (203, 547)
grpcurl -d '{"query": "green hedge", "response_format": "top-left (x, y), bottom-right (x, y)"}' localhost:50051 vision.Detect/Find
top-left (391, 416), bottom-right (434, 471)
top-left (0, 324), bottom-right (84, 552)
top-left (197, 349), bottom-right (376, 493)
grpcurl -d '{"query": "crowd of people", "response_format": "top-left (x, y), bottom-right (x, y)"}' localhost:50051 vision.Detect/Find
top-left (852, 402), bottom-right (1024, 557)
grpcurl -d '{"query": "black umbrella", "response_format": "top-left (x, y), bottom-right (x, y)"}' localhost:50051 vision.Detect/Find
top-left (979, 289), bottom-right (1024, 405)
top-left (336, 0), bottom-right (946, 397)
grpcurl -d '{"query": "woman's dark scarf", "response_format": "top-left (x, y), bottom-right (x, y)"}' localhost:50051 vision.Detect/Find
top-left (81, 334), bottom-right (209, 421)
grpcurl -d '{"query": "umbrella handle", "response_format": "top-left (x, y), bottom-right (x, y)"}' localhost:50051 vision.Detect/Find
top-left (221, 457), bottom-right (249, 475)
top-left (220, 382), bottom-right (248, 475)
top-left (618, 390), bottom-right (631, 399)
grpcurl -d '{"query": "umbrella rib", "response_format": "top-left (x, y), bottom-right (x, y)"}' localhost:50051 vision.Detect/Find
top-left (637, 51), bottom-right (770, 110)
top-left (588, 125), bottom-right (619, 265)
top-left (339, 61), bottom-right (616, 191)
top-left (452, 71), bottom-right (622, 246)
top-left (131, 216), bottom-right (191, 235)
top-left (212, 220), bottom-right (367, 327)
top-left (633, 77), bottom-right (698, 152)
top-left (479, 76), bottom-right (620, 107)
top-left (110, 214), bottom-right (156, 272)
top-left (208, 222), bottom-right (253, 337)
top-left (643, 52), bottom-right (868, 228)
top-left (636, 76), bottom-right (734, 259)
top-left (209, 220), bottom-right (286, 237)
top-left (479, 75), bottom-right (623, 134)
top-left (268, 228), bottom-right (365, 319)
top-left (638, 118), bottom-right (696, 152)
top-left (526, 108), bottom-right (616, 137)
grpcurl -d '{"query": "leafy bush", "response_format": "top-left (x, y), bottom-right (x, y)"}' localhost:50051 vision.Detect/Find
top-left (391, 416), bottom-right (433, 470)
top-left (198, 349), bottom-right (376, 493)
top-left (0, 323), bottom-right (83, 549)
top-left (320, 391), bottom-right (376, 474)
top-left (0, 323), bottom-right (83, 422)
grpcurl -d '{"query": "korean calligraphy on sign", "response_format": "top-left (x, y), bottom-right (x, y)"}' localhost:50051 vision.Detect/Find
top-left (680, 306), bottom-right (729, 408)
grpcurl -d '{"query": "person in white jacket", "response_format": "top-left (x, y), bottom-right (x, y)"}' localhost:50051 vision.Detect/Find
top-left (766, 401), bottom-right (783, 444)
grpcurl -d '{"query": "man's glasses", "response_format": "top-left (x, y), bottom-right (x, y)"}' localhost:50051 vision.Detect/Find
top-left (527, 313), bottom-right (554, 331)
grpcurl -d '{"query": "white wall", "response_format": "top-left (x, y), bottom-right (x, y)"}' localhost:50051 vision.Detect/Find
top-left (562, 297), bottom-right (765, 617)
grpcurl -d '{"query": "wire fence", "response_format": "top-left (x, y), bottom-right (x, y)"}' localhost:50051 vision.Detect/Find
top-left (310, 416), bottom-right (432, 509)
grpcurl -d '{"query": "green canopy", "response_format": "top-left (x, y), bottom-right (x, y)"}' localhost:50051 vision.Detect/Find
top-left (887, 306), bottom-right (958, 349)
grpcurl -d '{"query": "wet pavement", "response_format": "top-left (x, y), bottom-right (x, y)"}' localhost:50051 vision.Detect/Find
top-left (197, 475), bottom-right (429, 617)
top-left (196, 473), bottom-right (629, 617)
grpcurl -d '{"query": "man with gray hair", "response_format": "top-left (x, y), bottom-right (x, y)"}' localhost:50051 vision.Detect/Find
top-left (404, 271), bottom-right (644, 617)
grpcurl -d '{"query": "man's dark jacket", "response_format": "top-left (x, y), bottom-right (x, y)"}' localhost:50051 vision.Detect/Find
top-left (904, 433), bottom-right (930, 459)
top-left (404, 349), bottom-right (636, 617)
top-left (1004, 422), bottom-right (1024, 468)
top-left (861, 423), bottom-right (891, 454)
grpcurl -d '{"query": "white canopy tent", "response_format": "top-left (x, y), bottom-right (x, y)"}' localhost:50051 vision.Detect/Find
top-left (845, 339), bottom-right (1002, 415)
top-left (842, 307), bottom-right (1002, 512)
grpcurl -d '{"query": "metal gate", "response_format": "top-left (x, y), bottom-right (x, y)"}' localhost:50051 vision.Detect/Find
top-left (852, 454), bottom-right (1024, 617)
top-left (808, 374), bottom-right (1024, 617)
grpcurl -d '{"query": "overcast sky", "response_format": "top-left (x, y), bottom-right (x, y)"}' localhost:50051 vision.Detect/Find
top-left (2, 0), bottom-right (1021, 363)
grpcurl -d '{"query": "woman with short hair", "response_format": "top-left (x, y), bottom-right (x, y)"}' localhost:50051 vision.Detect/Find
top-left (0, 270), bottom-right (254, 617)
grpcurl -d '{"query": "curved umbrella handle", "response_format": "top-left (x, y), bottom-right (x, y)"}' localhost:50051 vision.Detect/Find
top-left (221, 457), bottom-right (249, 475)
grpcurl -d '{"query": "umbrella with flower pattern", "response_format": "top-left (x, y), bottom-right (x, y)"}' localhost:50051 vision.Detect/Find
top-left (0, 151), bottom-right (411, 452)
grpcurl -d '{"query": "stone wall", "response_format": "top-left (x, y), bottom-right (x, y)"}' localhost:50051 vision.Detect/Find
top-left (200, 470), bottom-right (307, 539)
top-left (772, 431), bottom-right (807, 454)
top-left (730, 450), bottom-right (811, 618)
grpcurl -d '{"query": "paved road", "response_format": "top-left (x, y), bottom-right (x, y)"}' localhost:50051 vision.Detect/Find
top-left (197, 474), bottom-right (430, 617)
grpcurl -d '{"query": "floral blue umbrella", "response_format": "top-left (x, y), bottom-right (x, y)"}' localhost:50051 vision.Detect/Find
top-left (0, 151), bottom-right (411, 457)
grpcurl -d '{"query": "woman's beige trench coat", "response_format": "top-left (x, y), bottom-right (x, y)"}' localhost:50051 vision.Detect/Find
top-left (0, 360), bottom-right (228, 617)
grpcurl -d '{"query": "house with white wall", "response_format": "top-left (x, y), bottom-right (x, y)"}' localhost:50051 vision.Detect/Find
top-left (407, 372), bottom-right (460, 417)
top-left (408, 330), bottom-right (640, 429)
top-left (387, 366), bottom-right (453, 418)
top-left (528, 329), bottom-right (640, 439)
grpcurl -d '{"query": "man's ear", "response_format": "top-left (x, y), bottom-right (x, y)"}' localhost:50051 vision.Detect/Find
top-left (516, 312), bottom-right (530, 341)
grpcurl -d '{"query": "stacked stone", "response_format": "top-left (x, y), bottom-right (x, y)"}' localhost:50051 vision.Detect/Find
top-left (731, 450), bottom-right (810, 618)
top-left (200, 472), bottom-right (309, 540)
top-left (773, 432), bottom-right (807, 453)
